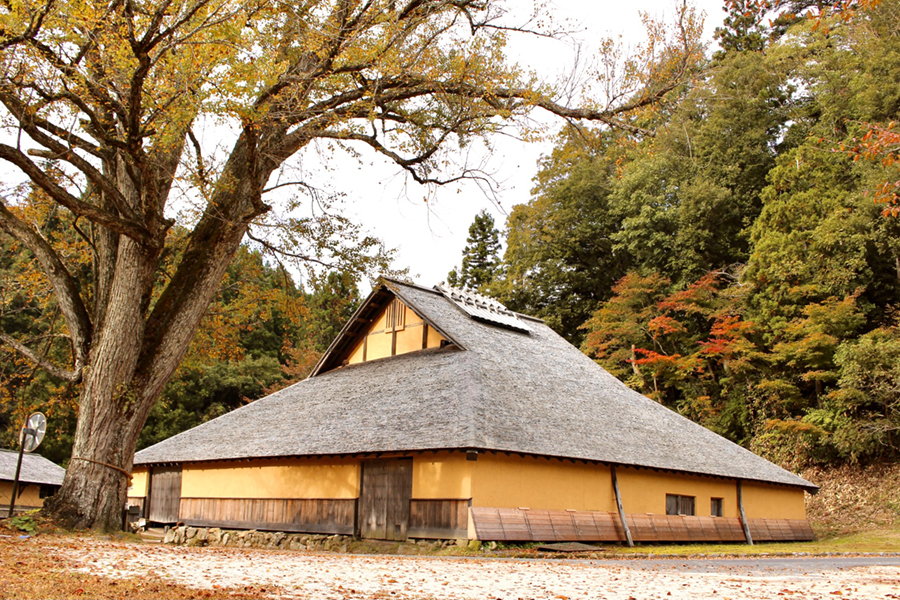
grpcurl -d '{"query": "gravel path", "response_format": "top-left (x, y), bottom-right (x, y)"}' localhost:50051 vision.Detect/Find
top-left (57, 541), bottom-right (900, 600)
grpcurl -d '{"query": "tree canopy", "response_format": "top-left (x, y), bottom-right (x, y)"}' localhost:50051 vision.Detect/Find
top-left (0, 0), bottom-right (704, 529)
top-left (452, 0), bottom-right (900, 468)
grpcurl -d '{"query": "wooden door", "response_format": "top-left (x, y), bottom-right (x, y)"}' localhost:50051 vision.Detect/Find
top-left (358, 458), bottom-right (412, 540)
top-left (147, 466), bottom-right (182, 523)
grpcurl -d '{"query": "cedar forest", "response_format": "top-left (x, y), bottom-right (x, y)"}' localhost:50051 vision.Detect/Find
top-left (0, 0), bottom-right (898, 519)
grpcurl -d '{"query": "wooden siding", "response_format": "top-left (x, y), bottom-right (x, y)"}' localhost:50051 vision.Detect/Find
top-left (408, 498), bottom-right (470, 539)
top-left (748, 518), bottom-right (815, 542)
top-left (179, 498), bottom-right (356, 534)
top-left (470, 507), bottom-right (815, 543)
top-left (126, 496), bottom-right (145, 516)
top-left (148, 466), bottom-right (182, 523)
top-left (358, 458), bottom-right (413, 540)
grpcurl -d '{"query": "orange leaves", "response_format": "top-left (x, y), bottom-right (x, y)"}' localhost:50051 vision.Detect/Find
top-left (842, 121), bottom-right (900, 216)
top-left (630, 347), bottom-right (681, 366)
top-left (648, 315), bottom-right (684, 336)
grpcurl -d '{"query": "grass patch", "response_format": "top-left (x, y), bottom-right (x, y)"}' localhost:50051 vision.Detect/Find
top-left (597, 526), bottom-right (900, 557)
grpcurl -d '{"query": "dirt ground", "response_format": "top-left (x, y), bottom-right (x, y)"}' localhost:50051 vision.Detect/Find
top-left (22, 536), bottom-right (899, 600)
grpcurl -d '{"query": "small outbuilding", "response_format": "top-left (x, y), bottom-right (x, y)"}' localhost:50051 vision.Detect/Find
top-left (131, 279), bottom-right (817, 543)
top-left (0, 449), bottom-right (65, 516)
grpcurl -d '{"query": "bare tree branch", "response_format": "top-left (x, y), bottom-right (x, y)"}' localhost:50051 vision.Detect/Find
top-left (0, 199), bottom-right (92, 375)
top-left (0, 332), bottom-right (80, 382)
top-left (0, 144), bottom-right (152, 244)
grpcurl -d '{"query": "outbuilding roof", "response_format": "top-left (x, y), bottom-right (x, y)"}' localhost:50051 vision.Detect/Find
top-left (135, 279), bottom-right (816, 491)
top-left (0, 449), bottom-right (65, 486)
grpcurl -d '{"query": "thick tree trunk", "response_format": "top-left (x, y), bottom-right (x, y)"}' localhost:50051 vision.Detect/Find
top-left (44, 149), bottom-right (268, 530)
top-left (45, 237), bottom-right (159, 530)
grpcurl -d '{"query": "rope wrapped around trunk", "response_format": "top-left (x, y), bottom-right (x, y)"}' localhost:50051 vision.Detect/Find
top-left (70, 456), bottom-right (133, 484)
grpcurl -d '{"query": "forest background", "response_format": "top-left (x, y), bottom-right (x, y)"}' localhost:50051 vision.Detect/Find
top-left (2, 0), bottom-right (899, 482)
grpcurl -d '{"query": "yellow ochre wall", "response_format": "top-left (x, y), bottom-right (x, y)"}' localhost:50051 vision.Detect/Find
top-left (742, 481), bottom-right (806, 520)
top-left (347, 300), bottom-right (445, 365)
top-left (0, 481), bottom-right (44, 509)
top-left (129, 468), bottom-right (149, 497)
top-left (129, 452), bottom-right (807, 520)
top-left (468, 454), bottom-right (807, 520)
top-left (180, 458), bottom-right (359, 499)
top-left (412, 452), bottom-right (473, 499)
top-left (470, 454), bottom-right (615, 511)
top-left (615, 467), bottom-right (739, 517)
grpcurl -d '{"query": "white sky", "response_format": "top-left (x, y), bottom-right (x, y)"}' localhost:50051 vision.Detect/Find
top-left (335, 0), bottom-right (727, 289)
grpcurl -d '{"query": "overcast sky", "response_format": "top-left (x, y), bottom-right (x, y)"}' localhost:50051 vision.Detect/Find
top-left (334, 0), bottom-right (727, 290)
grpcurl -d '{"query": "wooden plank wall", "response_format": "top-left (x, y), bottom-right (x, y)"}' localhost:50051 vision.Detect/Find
top-left (748, 518), bottom-right (815, 542)
top-left (358, 459), bottom-right (413, 541)
top-left (148, 466), bottom-right (182, 523)
top-left (126, 496), bottom-right (145, 515)
top-left (470, 507), bottom-right (815, 543)
top-left (408, 499), bottom-right (469, 539)
top-left (179, 498), bottom-right (357, 534)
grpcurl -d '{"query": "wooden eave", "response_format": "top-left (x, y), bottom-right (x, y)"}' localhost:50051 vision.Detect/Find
top-left (133, 447), bottom-right (818, 493)
top-left (310, 278), bottom-right (465, 377)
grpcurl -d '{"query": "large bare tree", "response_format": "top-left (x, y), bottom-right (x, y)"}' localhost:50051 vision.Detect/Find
top-left (0, 0), bottom-right (702, 529)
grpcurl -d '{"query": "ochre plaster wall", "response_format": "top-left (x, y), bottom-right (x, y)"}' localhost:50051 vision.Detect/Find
top-left (366, 325), bottom-right (393, 360)
top-left (0, 481), bottom-right (44, 508)
top-left (346, 301), bottom-right (446, 365)
top-left (741, 481), bottom-right (806, 520)
top-left (180, 458), bottom-right (359, 499)
top-left (348, 340), bottom-right (364, 364)
top-left (412, 452), bottom-right (473, 499)
top-left (616, 467), bottom-right (739, 517)
top-left (467, 455), bottom-right (808, 520)
top-left (395, 324), bottom-right (426, 354)
top-left (129, 468), bottom-right (149, 497)
top-left (470, 454), bottom-right (614, 511)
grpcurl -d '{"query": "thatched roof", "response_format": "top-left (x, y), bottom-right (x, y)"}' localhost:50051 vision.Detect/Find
top-left (0, 449), bottom-right (65, 486)
top-left (135, 279), bottom-right (816, 491)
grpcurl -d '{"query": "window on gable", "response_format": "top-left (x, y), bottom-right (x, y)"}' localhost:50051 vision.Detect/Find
top-left (666, 494), bottom-right (695, 516)
top-left (385, 299), bottom-right (406, 332)
top-left (711, 497), bottom-right (723, 517)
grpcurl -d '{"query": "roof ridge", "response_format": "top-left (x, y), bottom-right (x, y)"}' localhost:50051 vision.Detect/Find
top-left (378, 276), bottom-right (442, 296)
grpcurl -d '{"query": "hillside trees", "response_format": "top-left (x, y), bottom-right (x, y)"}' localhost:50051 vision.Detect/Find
top-left (0, 0), bottom-right (704, 529)
top-left (456, 0), bottom-right (900, 465)
top-left (496, 128), bottom-right (629, 344)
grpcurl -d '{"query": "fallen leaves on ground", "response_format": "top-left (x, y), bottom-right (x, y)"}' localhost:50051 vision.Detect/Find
top-left (0, 525), bottom-right (262, 600)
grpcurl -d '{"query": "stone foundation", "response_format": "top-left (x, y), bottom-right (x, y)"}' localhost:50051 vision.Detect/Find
top-left (161, 526), bottom-right (463, 552)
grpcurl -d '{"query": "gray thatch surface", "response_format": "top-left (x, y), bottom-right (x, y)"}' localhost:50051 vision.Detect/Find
top-left (0, 449), bottom-right (65, 485)
top-left (135, 280), bottom-right (815, 491)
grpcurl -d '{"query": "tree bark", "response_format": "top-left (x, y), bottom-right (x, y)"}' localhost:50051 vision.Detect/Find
top-left (45, 141), bottom-right (271, 530)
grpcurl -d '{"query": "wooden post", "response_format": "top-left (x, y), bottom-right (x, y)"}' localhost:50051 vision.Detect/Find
top-left (611, 466), bottom-right (634, 547)
top-left (6, 427), bottom-right (33, 519)
top-left (737, 479), bottom-right (753, 545)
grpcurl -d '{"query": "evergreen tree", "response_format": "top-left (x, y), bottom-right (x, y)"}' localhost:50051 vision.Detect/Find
top-left (495, 127), bottom-right (628, 345)
top-left (447, 210), bottom-right (502, 291)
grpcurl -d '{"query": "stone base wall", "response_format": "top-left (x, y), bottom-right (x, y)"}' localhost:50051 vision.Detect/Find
top-left (161, 526), bottom-right (463, 552)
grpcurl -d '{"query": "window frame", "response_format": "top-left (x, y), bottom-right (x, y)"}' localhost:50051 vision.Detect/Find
top-left (665, 494), bottom-right (696, 516)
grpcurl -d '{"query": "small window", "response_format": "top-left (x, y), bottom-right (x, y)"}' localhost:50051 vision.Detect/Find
top-left (39, 484), bottom-right (58, 499)
top-left (666, 494), bottom-right (695, 516)
top-left (711, 497), bottom-right (723, 517)
top-left (385, 299), bottom-right (406, 332)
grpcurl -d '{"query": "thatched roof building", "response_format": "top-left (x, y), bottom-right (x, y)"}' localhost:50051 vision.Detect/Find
top-left (0, 449), bottom-right (65, 514)
top-left (132, 279), bottom-right (815, 543)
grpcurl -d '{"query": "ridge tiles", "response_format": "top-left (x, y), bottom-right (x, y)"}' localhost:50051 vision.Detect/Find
top-left (435, 284), bottom-right (532, 333)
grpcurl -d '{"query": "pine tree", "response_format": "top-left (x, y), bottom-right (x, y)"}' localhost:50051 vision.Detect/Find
top-left (447, 210), bottom-right (502, 291)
